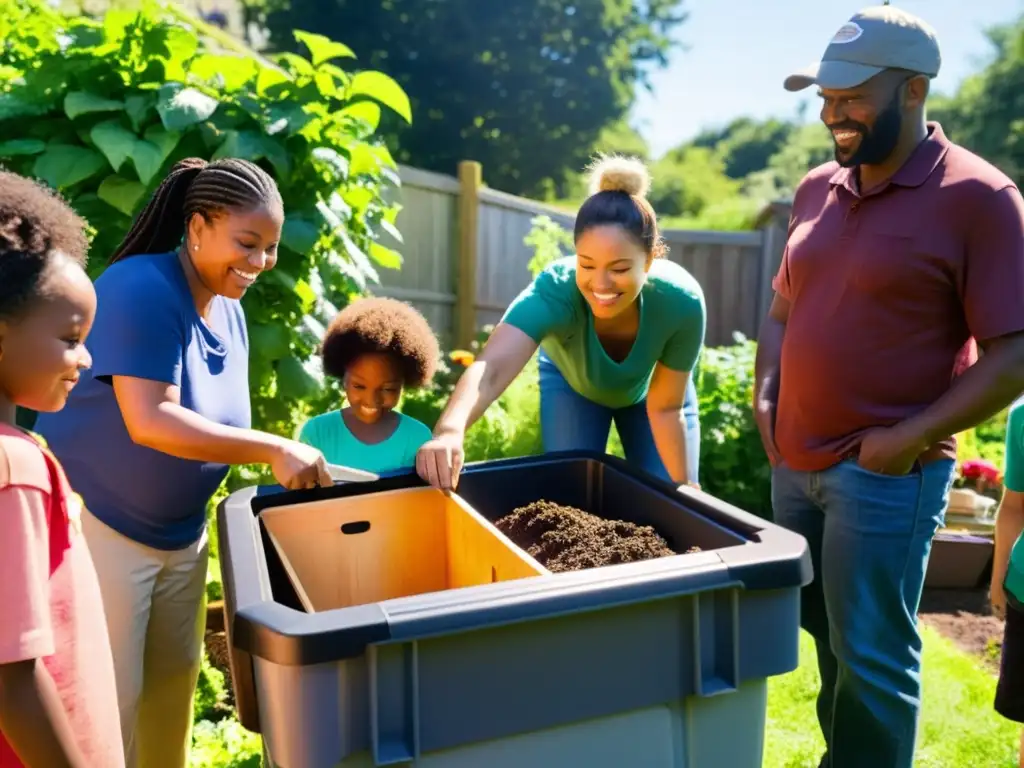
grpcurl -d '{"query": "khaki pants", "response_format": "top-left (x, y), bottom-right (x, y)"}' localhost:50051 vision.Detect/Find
top-left (82, 508), bottom-right (208, 768)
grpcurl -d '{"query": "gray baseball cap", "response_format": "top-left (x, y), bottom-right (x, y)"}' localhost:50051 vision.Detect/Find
top-left (784, 4), bottom-right (941, 92)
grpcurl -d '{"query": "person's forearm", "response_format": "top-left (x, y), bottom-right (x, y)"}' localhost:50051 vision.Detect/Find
top-left (0, 659), bottom-right (88, 768)
top-left (994, 498), bottom-right (1024, 588)
top-left (648, 408), bottom-right (690, 485)
top-left (902, 339), bottom-right (1024, 447)
top-left (753, 316), bottom-right (785, 410)
top-left (434, 360), bottom-right (513, 437)
top-left (134, 402), bottom-right (284, 465)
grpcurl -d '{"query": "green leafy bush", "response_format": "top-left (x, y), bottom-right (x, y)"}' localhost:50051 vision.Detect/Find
top-left (189, 719), bottom-right (261, 768)
top-left (694, 335), bottom-right (771, 517)
top-left (0, 0), bottom-right (410, 459)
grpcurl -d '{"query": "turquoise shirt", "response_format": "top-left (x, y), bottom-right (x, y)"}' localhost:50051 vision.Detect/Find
top-left (501, 257), bottom-right (706, 408)
top-left (297, 410), bottom-right (431, 474)
top-left (1004, 401), bottom-right (1024, 604)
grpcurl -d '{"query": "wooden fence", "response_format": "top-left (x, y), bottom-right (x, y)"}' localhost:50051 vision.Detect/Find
top-left (372, 161), bottom-right (791, 349)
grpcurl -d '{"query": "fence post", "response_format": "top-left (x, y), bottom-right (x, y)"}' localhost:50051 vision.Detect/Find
top-left (754, 200), bottom-right (792, 325)
top-left (455, 160), bottom-right (482, 349)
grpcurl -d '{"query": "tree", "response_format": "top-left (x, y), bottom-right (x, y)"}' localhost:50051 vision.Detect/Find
top-left (255, 0), bottom-right (687, 196)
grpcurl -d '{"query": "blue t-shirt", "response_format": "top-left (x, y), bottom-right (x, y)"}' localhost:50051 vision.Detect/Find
top-left (35, 251), bottom-right (251, 550)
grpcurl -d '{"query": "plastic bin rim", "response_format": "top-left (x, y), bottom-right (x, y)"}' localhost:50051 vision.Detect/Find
top-left (218, 450), bottom-right (811, 668)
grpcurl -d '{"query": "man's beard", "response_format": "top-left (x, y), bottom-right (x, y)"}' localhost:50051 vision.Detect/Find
top-left (832, 93), bottom-right (903, 168)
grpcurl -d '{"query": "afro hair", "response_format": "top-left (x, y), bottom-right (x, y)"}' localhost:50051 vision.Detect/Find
top-left (320, 297), bottom-right (440, 388)
top-left (0, 170), bottom-right (89, 319)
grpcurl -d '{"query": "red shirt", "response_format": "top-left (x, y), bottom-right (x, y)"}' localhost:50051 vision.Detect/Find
top-left (0, 425), bottom-right (124, 768)
top-left (774, 123), bottom-right (1024, 472)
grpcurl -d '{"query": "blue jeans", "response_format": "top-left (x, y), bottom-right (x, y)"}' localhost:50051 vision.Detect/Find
top-left (538, 350), bottom-right (701, 483)
top-left (772, 458), bottom-right (955, 768)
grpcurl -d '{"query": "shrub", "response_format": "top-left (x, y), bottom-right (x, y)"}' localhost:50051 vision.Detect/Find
top-left (693, 335), bottom-right (771, 517)
top-left (0, 0), bottom-right (411, 478)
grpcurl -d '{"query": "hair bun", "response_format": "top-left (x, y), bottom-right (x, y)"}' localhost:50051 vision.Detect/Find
top-left (586, 154), bottom-right (651, 198)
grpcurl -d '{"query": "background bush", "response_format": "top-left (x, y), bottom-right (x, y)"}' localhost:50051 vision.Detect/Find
top-left (0, 0), bottom-right (410, 487)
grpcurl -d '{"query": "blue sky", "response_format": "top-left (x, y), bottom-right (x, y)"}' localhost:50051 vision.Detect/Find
top-left (631, 0), bottom-right (1023, 157)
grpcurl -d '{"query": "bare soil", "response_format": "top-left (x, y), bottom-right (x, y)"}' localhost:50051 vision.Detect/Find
top-left (919, 588), bottom-right (1005, 671)
top-left (494, 499), bottom-right (693, 573)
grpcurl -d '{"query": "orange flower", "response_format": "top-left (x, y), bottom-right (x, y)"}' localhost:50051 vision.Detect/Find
top-left (449, 349), bottom-right (475, 366)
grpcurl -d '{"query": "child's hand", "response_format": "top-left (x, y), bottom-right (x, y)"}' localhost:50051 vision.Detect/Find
top-left (416, 431), bottom-right (464, 492)
top-left (991, 573), bottom-right (1007, 621)
top-left (270, 439), bottom-right (332, 490)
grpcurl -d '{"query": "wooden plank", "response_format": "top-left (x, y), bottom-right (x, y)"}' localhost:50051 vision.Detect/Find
top-left (456, 161), bottom-right (482, 347)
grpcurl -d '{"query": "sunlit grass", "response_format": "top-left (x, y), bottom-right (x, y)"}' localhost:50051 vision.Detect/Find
top-left (764, 627), bottom-right (1021, 767)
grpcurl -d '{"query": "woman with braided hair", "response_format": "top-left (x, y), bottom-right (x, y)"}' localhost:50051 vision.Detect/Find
top-left (35, 157), bottom-right (331, 768)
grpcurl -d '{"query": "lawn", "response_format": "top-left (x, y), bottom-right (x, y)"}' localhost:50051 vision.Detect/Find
top-left (764, 627), bottom-right (1021, 768)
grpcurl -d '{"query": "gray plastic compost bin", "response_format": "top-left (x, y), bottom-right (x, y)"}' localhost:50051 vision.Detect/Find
top-left (217, 450), bottom-right (811, 768)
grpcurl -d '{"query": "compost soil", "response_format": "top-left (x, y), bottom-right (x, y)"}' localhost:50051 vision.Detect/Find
top-left (495, 499), bottom-right (695, 573)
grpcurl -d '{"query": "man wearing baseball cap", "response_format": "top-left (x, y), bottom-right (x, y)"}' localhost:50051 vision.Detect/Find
top-left (754, 4), bottom-right (1024, 767)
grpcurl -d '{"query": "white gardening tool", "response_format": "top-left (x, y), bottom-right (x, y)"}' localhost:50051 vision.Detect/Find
top-left (326, 463), bottom-right (380, 483)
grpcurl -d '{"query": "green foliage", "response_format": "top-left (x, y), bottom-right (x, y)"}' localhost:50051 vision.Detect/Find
top-left (0, 0), bottom-right (411, 460)
top-left (193, 653), bottom-right (231, 723)
top-left (693, 335), bottom-right (771, 517)
top-left (189, 718), bottom-right (261, 768)
top-left (399, 326), bottom-right (545, 463)
top-left (255, 0), bottom-right (687, 197)
top-left (524, 214), bottom-right (574, 278)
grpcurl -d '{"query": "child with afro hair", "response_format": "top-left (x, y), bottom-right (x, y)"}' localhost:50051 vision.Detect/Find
top-left (297, 297), bottom-right (440, 474)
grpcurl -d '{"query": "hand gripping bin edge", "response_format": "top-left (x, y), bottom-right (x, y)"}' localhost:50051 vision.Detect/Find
top-left (217, 449), bottom-right (813, 767)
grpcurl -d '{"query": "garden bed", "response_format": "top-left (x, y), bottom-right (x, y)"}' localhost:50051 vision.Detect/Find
top-left (919, 587), bottom-right (1005, 672)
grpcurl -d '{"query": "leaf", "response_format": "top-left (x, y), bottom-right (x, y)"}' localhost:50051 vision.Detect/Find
top-left (347, 71), bottom-right (412, 124)
top-left (64, 91), bottom-right (123, 120)
top-left (338, 101), bottom-right (381, 131)
top-left (256, 67), bottom-right (290, 97)
top-left (97, 175), bottom-right (146, 216)
top-left (379, 218), bottom-right (403, 244)
top-left (348, 144), bottom-right (379, 177)
top-left (277, 355), bottom-right (321, 399)
top-left (337, 229), bottom-right (379, 285)
top-left (89, 120), bottom-right (136, 172)
top-left (189, 54), bottom-right (257, 92)
top-left (281, 217), bottom-right (320, 254)
top-left (310, 147), bottom-right (348, 180)
top-left (274, 53), bottom-right (314, 79)
top-left (369, 242), bottom-right (402, 270)
top-left (156, 84), bottom-right (219, 132)
top-left (131, 127), bottom-right (180, 185)
top-left (213, 130), bottom-right (289, 179)
top-left (0, 139), bottom-right (46, 158)
top-left (250, 323), bottom-right (290, 361)
top-left (32, 144), bottom-right (108, 189)
top-left (294, 31), bottom-right (356, 67)
top-left (124, 94), bottom-right (154, 132)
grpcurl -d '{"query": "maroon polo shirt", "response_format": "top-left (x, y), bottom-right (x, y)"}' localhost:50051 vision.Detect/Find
top-left (773, 122), bottom-right (1024, 473)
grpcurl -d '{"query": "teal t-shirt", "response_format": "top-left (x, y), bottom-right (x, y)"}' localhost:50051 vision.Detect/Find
top-left (1004, 401), bottom-right (1024, 604)
top-left (501, 257), bottom-right (706, 408)
top-left (297, 410), bottom-right (432, 474)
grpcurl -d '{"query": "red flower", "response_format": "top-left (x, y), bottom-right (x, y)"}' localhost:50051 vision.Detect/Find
top-left (961, 459), bottom-right (1001, 484)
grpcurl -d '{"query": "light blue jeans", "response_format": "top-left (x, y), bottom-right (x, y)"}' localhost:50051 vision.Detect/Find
top-left (538, 350), bottom-right (701, 483)
top-left (772, 458), bottom-right (956, 768)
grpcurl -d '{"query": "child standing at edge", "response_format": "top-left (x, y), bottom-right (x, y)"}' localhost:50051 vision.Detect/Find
top-left (992, 398), bottom-right (1024, 768)
top-left (298, 297), bottom-right (439, 473)
top-left (0, 172), bottom-right (123, 767)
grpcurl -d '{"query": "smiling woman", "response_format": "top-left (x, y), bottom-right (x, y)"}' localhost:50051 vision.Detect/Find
top-left (33, 157), bottom-right (332, 768)
top-left (415, 155), bottom-right (707, 493)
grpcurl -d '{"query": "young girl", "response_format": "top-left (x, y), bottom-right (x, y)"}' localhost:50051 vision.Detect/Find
top-left (298, 297), bottom-right (439, 473)
top-left (0, 172), bottom-right (123, 767)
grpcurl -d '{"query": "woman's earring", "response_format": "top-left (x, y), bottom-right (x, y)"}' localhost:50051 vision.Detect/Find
top-left (193, 244), bottom-right (199, 251)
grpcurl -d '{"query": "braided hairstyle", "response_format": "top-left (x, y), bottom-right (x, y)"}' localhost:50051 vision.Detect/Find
top-left (0, 170), bottom-right (89, 321)
top-left (109, 157), bottom-right (282, 264)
